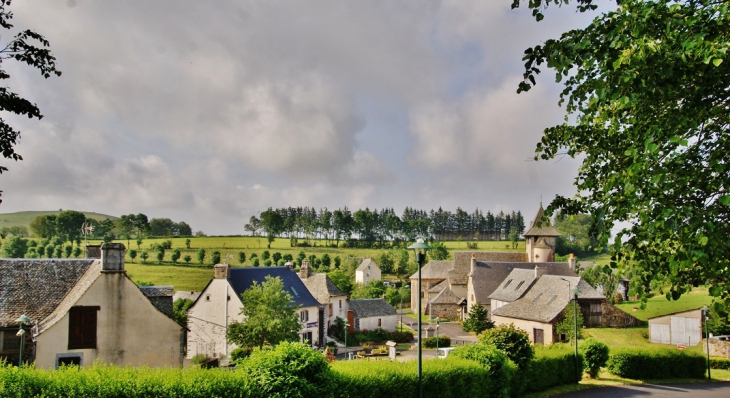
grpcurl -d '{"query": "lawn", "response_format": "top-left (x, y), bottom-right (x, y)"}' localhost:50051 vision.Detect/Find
top-left (615, 287), bottom-right (713, 321)
top-left (125, 262), bottom-right (214, 292)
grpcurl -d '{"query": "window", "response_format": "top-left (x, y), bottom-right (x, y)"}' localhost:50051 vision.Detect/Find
top-left (532, 293), bottom-right (543, 302)
top-left (2, 330), bottom-right (20, 351)
top-left (290, 287), bottom-right (299, 297)
top-left (56, 354), bottom-right (82, 369)
top-left (378, 318), bottom-right (382, 327)
top-left (339, 300), bottom-right (342, 309)
top-left (515, 281), bottom-right (525, 290)
top-left (68, 306), bottom-right (99, 349)
top-left (547, 295), bottom-right (558, 305)
top-left (503, 279), bottom-right (513, 288)
top-left (328, 303), bottom-right (333, 317)
top-left (300, 310), bottom-right (309, 322)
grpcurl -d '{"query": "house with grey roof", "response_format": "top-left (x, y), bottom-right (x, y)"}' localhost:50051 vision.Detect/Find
top-left (186, 264), bottom-right (321, 362)
top-left (139, 285), bottom-right (175, 318)
top-left (348, 298), bottom-right (398, 332)
top-left (0, 243), bottom-right (184, 369)
top-left (297, 260), bottom-right (349, 342)
top-left (356, 258), bottom-right (381, 285)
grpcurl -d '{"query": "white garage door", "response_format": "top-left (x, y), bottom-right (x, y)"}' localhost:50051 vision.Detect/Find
top-left (671, 316), bottom-right (701, 346)
top-left (650, 324), bottom-right (670, 344)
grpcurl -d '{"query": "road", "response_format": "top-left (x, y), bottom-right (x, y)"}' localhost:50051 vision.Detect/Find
top-left (558, 383), bottom-right (730, 397)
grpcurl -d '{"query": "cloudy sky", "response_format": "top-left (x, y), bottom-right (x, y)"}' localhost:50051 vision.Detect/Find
top-left (1, 1), bottom-right (595, 235)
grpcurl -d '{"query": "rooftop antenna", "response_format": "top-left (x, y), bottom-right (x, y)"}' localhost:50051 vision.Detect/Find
top-left (81, 222), bottom-right (94, 255)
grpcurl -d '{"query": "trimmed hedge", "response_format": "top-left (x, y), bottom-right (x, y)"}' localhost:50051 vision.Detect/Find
top-left (423, 336), bottom-right (450, 349)
top-left (606, 349), bottom-right (706, 379)
top-left (450, 344), bottom-right (514, 398)
top-left (518, 346), bottom-right (584, 395)
top-left (331, 358), bottom-right (499, 398)
top-left (711, 358), bottom-right (730, 370)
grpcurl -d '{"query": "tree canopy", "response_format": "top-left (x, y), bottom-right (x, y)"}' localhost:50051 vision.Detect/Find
top-left (0, 0), bottom-right (62, 202)
top-left (226, 276), bottom-right (301, 349)
top-left (514, 0), bottom-right (730, 303)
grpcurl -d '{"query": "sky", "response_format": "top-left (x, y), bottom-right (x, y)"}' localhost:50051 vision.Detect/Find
top-left (0, 1), bottom-right (597, 235)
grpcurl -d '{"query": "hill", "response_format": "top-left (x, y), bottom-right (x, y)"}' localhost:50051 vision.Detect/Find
top-left (0, 210), bottom-right (117, 230)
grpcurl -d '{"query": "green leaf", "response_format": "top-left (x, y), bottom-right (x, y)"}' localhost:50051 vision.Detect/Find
top-left (710, 286), bottom-right (723, 297)
top-left (712, 58), bottom-right (723, 67)
top-left (719, 195), bottom-right (730, 206)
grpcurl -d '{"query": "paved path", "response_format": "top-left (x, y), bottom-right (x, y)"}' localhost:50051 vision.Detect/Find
top-left (399, 313), bottom-right (477, 345)
top-left (558, 382), bottom-right (730, 397)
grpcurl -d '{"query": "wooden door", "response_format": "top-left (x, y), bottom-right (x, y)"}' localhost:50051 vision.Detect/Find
top-left (534, 328), bottom-right (544, 345)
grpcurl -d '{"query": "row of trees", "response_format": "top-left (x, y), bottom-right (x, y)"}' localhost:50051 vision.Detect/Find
top-left (245, 206), bottom-right (526, 248)
top-left (28, 211), bottom-right (193, 241)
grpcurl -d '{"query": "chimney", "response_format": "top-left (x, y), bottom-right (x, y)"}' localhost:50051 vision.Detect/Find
top-left (300, 260), bottom-right (311, 279)
top-left (285, 261), bottom-right (294, 269)
top-left (470, 253), bottom-right (477, 276)
top-left (101, 243), bottom-right (126, 273)
top-left (86, 245), bottom-right (101, 259)
top-left (534, 265), bottom-right (548, 279)
top-left (568, 253), bottom-right (576, 272)
top-left (214, 263), bottom-right (229, 279)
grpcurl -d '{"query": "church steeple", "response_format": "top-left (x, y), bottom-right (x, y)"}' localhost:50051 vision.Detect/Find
top-left (524, 203), bottom-right (561, 262)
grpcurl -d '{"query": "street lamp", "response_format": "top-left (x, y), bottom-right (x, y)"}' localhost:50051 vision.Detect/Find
top-left (15, 315), bottom-right (30, 367)
top-left (570, 287), bottom-right (582, 382)
top-left (435, 317), bottom-right (440, 354)
top-left (344, 320), bottom-right (350, 361)
top-left (701, 305), bottom-right (711, 380)
top-left (408, 238), bottom-right (431, 398)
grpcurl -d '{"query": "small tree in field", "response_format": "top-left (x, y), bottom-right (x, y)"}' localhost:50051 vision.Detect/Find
top-left (72, 246), bottom-right (82, 258)
top-left (171, 249), bottom-right (181, 264)
top-left (156, 249), bottom-right (164, 264)
top-left (64, 244), bottom-right (73, 258)
top-left (140, 251), bottom-right (149, 263)
top-left (197, 248), bottom-right (206, 265)
top-left (211, 251), bottom-right (221, 265)
top-left (238, 251), bottom-right (246, 265)
top-left (462, 302), bottom-right (494, 335)
top-left (183, 255), bottom-right (192, 265)
top-left (129, 249), bottom-right (137, 263)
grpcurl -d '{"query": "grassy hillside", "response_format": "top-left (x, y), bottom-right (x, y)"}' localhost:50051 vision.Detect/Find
top-left (0, 210), bottom-right (116, 229)
top-left (615, 287), bottom-right (712, 321)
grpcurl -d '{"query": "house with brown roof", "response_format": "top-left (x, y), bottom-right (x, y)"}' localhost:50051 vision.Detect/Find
top-left (0, 243), bottom-right (184, 369)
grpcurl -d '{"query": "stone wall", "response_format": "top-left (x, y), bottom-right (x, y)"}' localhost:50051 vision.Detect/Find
top-left (601, 302), bottom-right (645, 328)
top-left (430, 303), bottom-right (461, 321)
top-left (706, 337), bottom-right (730, 358)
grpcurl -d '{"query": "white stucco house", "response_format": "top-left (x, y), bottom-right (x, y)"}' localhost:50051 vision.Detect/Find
top-left (347, 299), bottom-right (398, 332)
top-left (355, 258), bottom-right (381, 285)
top-left (0, 243), bottom-right (184, 369)
top-left (186, 265), bottom-right (321, 361)
top-left (297, 260), bottom-right (348, 343)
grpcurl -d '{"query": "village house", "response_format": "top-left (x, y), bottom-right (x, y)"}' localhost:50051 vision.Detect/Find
top-left (0, 243), bottom-right (184, 369)
top-left (355, 258), bottom-right (381, 285)
top-left (296, 260), bottom-right (348, 343)
top-left (347, 298), bottom-right (398, 333)
top-left (186, 264), bottom-right (320, 361)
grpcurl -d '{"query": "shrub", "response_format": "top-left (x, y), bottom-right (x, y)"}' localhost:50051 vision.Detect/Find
top-left (242, 342), bottom-right (331, 398)
top-left (581, 339), bottom-right (609, 378)
top-left (190, 354), bottom-right (207, 365)
top-left (211, 251), bottom-right (221, 265)
top-left (606, 349), bottom-right (705, 379)
top-left (711, 358), bottom-right (730, 370)
top-left (230, 347), bottom-right (253, 363)
top-left (366, 328), bottom-right (389, 343)
top-left (479, 324), bottom-right (534, 370)
top-left (517, 345), bottom-right (584, 395)
top-left (450, 343), bottom-right (514, 398)
top-left (423, 336), bottom-right (450, 348)
top-left (355, 332), bottom-right (369, 344)
top-left (389, 330), bottom-right (414, 343)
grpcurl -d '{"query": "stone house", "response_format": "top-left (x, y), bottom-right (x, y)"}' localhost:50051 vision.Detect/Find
top-left (297, 260), bottom-right (349, 343)
top-left (0, 243), bottom-right (184, 369)
top-left (355, 258), bottom-right (381, 285)
top-left (186, 265), bottom-right (320, 361)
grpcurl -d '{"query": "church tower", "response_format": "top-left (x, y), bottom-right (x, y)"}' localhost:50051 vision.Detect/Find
top-left (523, 203), bottom-right (561, 262)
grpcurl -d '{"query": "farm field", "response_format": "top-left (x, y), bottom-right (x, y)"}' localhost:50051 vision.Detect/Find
top-left (615, 287), bottom-right (713, 321)
top-left (0, 210), bottom-right (116, 229)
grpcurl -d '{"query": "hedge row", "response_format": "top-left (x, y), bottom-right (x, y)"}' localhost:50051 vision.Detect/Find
top-left (606, 349), bottom-right (706, 379)
top-left (518, 346), bottom-right (583, 395)
top-left (710, 358), bottom-right (730, 370)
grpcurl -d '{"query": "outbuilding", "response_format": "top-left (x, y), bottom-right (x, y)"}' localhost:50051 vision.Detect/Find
top-left (648, 308), bottom-right (703, 346)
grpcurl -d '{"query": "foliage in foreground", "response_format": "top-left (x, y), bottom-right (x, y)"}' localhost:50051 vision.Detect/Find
top-left (478, 324), bottom-right (534, 369)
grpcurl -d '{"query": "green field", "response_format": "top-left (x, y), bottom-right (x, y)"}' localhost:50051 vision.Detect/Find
top-left (0, 210), bottom-right (116, 229)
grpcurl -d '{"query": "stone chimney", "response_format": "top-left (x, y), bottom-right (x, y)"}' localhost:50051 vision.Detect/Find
top-left (86, 245), bottom-right (101, 259)
top-left (101, 243), bottom-right (126, 273)
top-left (214, 263), bottom-right (229, 279)
top-left (284, 261), bottom-right (294, 269)
top-left (470, 253), bottom-right (477, 276)
top-left (534, 265), bottom-right (548, 279)
top-left (300, 260), bottom-right (311, 279)
top-left (568, 253), bottom-right (577, 272)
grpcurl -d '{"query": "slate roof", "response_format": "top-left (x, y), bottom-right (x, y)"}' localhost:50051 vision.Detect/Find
top-left (429, 280), bottom-right (448, 293)
top-left (349, 298), bottom-right (397, 318)
top-left (140, 286), bottom-right (174, 297)
top-left (488, 269), bottom-right (537, 302)
top-left (0, 259), bottom-right (97, 328)
top-left (409, 260), bottom-right (452, 280)
top-left (356, 258), bottom-right (379, 272)
top-left (523, 204), bottom-right (561, 237)
top-left (228, 266), bottom-right (320, 308)
top-left (492, 275), bottom-right (604, 323)
top-left (300, 273), bottom-right (346, 304)
top-left (430, 286), bottom-right (463, 305)
top-left (471, 262), bottom-right (577, 305)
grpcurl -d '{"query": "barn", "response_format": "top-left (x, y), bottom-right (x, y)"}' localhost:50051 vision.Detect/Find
top-left (648, 308), bottom-right (703, 346)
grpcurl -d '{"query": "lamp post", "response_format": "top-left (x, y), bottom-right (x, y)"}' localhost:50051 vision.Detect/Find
top-left (344, 320), bottom-right (350, 360)
top-left (701, 305), bottom-right (711, 380)
top-left (570, 287), bottom-right (581, 382)
top-left (435, 317), bottom-right (440, 354)
top-left (15, 315), bottom-right (30, 367)
top-left (408, 238), bottom-right (431, 398)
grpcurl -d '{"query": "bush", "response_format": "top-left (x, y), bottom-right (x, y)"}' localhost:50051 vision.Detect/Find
top-left (479, 324), bottom-right (534, 370)
top-left (190, 354), bottom-right (207, 365)
top-left (366, 328), bottom-right (389, 343)
top-left (389, 330), bottom-right (414, 343)
top-left (331, 358), bottom-right (495, 398)
top-left (241, 342), bottom-right (331, 398)
top-left (230, 347), bottom-right (253, 363)
top-left (581, 339), bottom-right (609, 378)
top-left (423, 336), bottom-right (450, 348)
top-left (711, 358), bottom-right (730, 370)
top-left (450, 343), bottom-right (514, 398)
top-left (606, 349), bottom-right (706, 379)
top-left (517, 345), bottom-right (584, 395)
